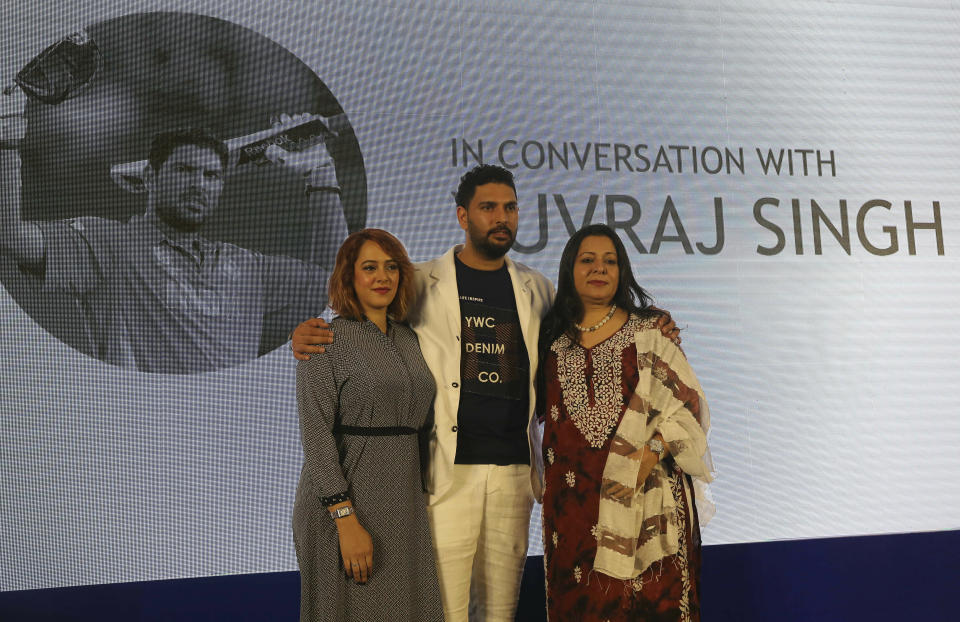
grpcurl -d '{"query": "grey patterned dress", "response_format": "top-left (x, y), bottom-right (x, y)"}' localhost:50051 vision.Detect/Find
top-left (293, 317), bottom-right (443, 622)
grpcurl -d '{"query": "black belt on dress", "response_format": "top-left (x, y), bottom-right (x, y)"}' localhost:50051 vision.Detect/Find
top-left (333, 425), bottom-right (418, 436)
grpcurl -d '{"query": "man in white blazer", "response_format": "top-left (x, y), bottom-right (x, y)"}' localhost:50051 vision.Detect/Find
top-left (406, 166), bottom-right (554, 622)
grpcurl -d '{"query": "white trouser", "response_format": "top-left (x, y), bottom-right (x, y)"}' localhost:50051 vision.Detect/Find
top-left (427, 463), bottom-right (535, 622)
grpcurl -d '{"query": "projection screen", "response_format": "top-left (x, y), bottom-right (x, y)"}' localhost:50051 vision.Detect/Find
top-left (1, 0), bottom-right (958, 592)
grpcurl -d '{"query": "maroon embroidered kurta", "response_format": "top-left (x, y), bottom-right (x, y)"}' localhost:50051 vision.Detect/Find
top-left (542, 315), bottom-right (702, 622)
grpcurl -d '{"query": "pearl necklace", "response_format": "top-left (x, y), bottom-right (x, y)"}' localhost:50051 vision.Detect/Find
top-left (575, 304), bottom-right (617, 332)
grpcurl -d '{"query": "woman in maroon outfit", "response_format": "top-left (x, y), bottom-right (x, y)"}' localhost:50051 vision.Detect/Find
top-left (538, 224), bottom-right (715, 622)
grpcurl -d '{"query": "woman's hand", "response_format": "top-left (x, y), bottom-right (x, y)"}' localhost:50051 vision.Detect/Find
top-left (601, 435), bottom-right (667, 501)
top-left (335, 513), bottom-right (374, 583)
top-left (635, 434), bottom-right (666, 489)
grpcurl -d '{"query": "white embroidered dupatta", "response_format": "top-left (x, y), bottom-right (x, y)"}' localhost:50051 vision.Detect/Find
top-left (593, 329), bottom-right (715, 580)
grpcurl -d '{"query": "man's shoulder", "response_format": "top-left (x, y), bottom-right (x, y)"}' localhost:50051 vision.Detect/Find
top-left (47, 216), bottom-right (124, 237)
top-left (412, 246), bottom-right (457, 286)
top-left (412, 258), bottom-right (433, 275)
top-left (508, 257), bottom-right (553, 293)
top-left (413, 247), bottom-right (455, 272)
top-left (40, 216), bottom-right (128, 262)
top-left (510, 258), bottom-right (549, 280)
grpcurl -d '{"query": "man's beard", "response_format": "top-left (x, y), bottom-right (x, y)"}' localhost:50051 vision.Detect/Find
top-left (469, 224), bottom-right (515, 260)
top-left (157, 202), bottom-right (207, 232)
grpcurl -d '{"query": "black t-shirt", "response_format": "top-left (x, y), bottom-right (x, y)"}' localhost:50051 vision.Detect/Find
top-left (454, 255), bottom-right (530, 465)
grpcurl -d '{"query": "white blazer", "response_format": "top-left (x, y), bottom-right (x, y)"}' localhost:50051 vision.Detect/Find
top-left (408, 245), bottom-right (555, 501)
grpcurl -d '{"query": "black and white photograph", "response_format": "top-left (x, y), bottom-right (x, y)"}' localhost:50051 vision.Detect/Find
top-left (1, 11), bottom-right (366, 373)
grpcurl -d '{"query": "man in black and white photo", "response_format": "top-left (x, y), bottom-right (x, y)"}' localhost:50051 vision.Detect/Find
top-left (0, 124), bottom-right (333, 373)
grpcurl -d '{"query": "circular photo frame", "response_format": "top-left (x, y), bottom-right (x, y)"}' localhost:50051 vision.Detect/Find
top-left (1, 11), bottom-right (366, 374)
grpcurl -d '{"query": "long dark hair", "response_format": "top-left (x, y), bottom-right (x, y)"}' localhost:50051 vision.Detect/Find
top-left (539, 223), bottom-right (657, 351)
top-left (535, 225), bottom-right (657, 417)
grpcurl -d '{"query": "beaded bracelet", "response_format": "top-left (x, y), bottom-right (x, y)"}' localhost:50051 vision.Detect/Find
top-left (321, 490), bottom-right (350, 506)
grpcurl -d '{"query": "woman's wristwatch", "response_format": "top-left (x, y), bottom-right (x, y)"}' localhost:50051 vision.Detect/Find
top-left (329, 505), bottom-right (355, 520)
top-left (646, 438), bottom-right (665, 459)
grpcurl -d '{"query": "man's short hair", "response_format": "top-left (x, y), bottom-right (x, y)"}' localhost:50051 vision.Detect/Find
top-left (454, 164), bottom-right (517, 209)
top-left (147, 128), bottom-right (229, 172)
top-left (328, 228), bottom-right (416, 322)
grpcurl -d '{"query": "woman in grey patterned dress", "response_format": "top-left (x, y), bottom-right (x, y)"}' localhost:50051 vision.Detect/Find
top-left (293, 229), bottom-right (443, 622)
